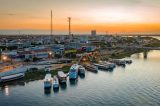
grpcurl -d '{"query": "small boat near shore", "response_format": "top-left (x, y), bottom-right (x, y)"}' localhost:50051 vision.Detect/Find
top-left (124, 60), bottom-right (132, 64)
top-left (93, 63), bottom-right (110, 70)
top-left (57, 71), bottom-right (67, 84)
top-left (78, 66), bottom-right (85, 75)
top-left (53, 76), bottom-right (59, 89)
top-left (85, 64), bottom-right (98, 73)
top-left (44, 74), bottom-right (52, 89)
top-left (99, 61), bottom-right (116, 69)
top-left (0, 73), bottom-right (24, 83)
top-left (69, 64), bottom-right (79, 80)
top-left (109, 59), bottom-right (126, 66)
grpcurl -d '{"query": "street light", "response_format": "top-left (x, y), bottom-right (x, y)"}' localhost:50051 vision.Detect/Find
top-left (49, 52), bottom-right (52, 55)
top-left (2, 55), bottom-right (7, 61)
top-left (48, 52), bottom-right (53, 59)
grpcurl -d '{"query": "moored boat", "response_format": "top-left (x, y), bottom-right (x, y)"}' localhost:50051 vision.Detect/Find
top-left (109, 59), bottom-right (126, 66)
top-left (85, 64), bottom-right (98, 73)
top-left (53, 76), bottom-right (59, 89)
top-left (69, 64), bottom-right (79, 80)
top-left (99, 61), bottom-right (116, 69)
top-left (0, 73), bottom-right (24, 83)
top-left (44, 74), bottom-right (52, 88)
top-left (124, 60), bottom-right (132, 64)
top-left (93, 63), bottom-right (110, 70)
top-left (78, 66), bottom-right (85, 75)
top-left (57, 71), bottom-right (67, 84)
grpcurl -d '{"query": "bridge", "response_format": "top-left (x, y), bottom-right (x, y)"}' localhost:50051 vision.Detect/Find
top-left (102, 46), bottom-right (160, 50)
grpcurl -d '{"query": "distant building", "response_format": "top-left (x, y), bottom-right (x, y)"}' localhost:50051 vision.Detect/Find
top-left (91, 30), bottom-right (96, 36)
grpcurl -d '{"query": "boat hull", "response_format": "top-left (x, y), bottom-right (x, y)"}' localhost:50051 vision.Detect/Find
top-left (94, 64), bottom-right (109, 70)
top-left (44, 82), bottom-right (52, 88)
top-left (85, 65), bottom-right (98, 73)
top-left (53, 84), bottom-right (59, 89)
top-left (79, 70), bottom-right (85, 75)
top-left (69, 73), bottom-right (78, 80)
top-left (0, 73), bottom-right (24, 83)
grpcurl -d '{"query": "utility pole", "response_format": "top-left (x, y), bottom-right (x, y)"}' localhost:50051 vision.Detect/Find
top-left (68, 17), bottom-right (71, 36)
top-left (51, 10), bottom-right (53, 36)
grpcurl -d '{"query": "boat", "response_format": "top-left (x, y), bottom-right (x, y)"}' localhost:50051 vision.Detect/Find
top-left (53, 76), bottom-right (59, 89)
top-left (0, 73), bottom-right (24, 83)
top-left (93, 63), bottom-right (110, 70)
top-left (57, 71), bottom-right (67, 84)
top-left (99, 61), bottom-right (116, 69)
top-left (109, 59), bottom-right (126, 66)
top-left (78, 66), bottom-right (85, 75)
top-left (85, 64), bottom-right (98, 73)
top-left (44, 74), bottom-right (52, 88)
top-left (69, 64), bottom-right (79, 79)
top-left (124, 60), bottom-right (132, 64)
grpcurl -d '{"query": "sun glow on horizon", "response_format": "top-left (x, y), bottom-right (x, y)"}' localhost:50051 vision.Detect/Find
top-left (0, 0), bottom-right (160, 33)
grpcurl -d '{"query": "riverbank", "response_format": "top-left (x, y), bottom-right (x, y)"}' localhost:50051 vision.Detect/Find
top-left (23, 65), bottom-right (70, 82)
top-left (99, 48), bottom-right (145, 60)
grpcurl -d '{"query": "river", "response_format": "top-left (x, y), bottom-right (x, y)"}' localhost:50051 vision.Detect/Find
top-left (0, 50), bottom-right (160, 106)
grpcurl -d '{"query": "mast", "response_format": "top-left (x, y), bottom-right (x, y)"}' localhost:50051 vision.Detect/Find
top-left (51, 10), bottom-right (53, 35)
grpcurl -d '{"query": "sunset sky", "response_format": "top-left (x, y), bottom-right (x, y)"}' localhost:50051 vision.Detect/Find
top-left (0, 0), bottom-right (160, 34)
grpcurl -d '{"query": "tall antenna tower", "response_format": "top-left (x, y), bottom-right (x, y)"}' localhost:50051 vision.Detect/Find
top-left (68, 17), bottom-right (71, 36)
top-left (51, 10), bottom-right (53, 35)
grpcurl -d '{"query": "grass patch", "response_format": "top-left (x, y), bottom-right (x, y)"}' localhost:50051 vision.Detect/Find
top-left (24, 69), bottom-right (46, 82)
top-left (50, 65), bottom-right (70, 76)
top-left (23, 65), bottom-right (71, 82)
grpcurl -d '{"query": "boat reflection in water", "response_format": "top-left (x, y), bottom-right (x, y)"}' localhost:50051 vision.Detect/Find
top-left (69, 79), bottom-right (78, 87)
top-left (0, 81), bottom-right (25, 96)
top-left (3, 86), bottom-right (9, 96)
top-left (53, 87), bottom-right (59, 93)
top-left (44, 88), bottom-right (51, 95)
top-left (79, 74), bottom-right (85, 79)
top-left (60, 83), bottom-right (67, 91)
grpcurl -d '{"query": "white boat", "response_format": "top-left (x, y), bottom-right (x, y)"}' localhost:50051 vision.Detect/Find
top-left (0, 73), bottom-right (24, 83)
top-left (53, 76), bottom-right (59, 89)
top-left (44, 74), bottom-right (52, 88)
top-left (57, 71), bottom-right (67, 84)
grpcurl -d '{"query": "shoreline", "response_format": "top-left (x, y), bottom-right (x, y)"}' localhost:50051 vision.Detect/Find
top-left (22, 49), bottom-right (147, 82)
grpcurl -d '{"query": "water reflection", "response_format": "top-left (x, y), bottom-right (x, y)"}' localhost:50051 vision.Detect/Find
top-left (53, 88), bottom-right (59, 93)
top-left (69, 79), bottom-right (78, 86)
top-left (0, 85), bottom-right (10, 96)
top-left (79, 74), bottom-right (85, 79)
top-left (0, 81), bottom-right (25, 87)
top-left (60, 83), bottom-right (67, 91)
top-left (98, 69), bottom-right (114, 73)
top-left (143, 51), bottom-right (148, 59)
top-left (0, 81), bottom-right (25, 96)
top-left (44, 88), bottom-right (51, 95)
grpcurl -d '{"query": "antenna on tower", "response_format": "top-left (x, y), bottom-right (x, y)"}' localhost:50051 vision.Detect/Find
top-left (51, 10), bottom-right (53, 36)
top-left (68, 17), bottom-right (71, 36)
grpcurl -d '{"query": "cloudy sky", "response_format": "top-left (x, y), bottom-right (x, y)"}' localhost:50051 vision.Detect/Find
top-left (0, 0), bottom-right (160, 34)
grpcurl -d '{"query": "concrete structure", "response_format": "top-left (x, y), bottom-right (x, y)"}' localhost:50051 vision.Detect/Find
top-left (91, 30), bottom-right (96, 36)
